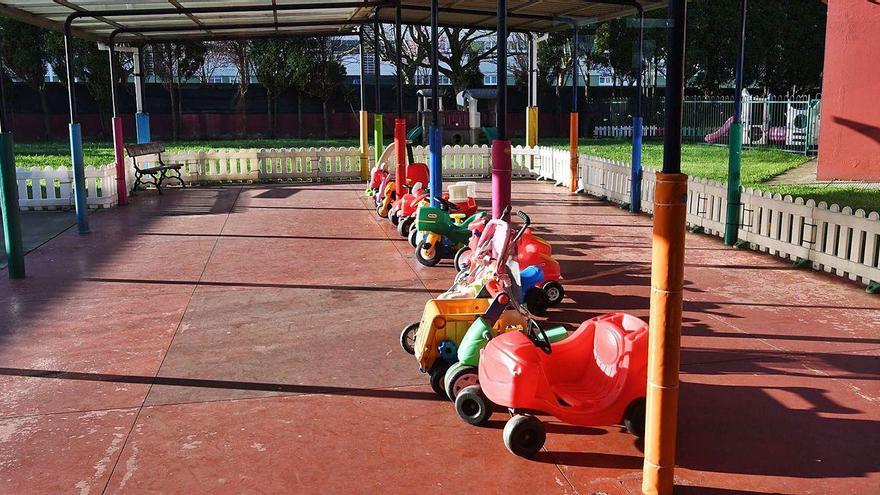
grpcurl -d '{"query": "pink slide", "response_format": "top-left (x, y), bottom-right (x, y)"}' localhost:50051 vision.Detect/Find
top-left (704, 116), bottom-right (735, 144)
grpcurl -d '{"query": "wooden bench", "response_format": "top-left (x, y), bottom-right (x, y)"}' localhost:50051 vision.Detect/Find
top-left (125, 142), bottom-right (185, 194)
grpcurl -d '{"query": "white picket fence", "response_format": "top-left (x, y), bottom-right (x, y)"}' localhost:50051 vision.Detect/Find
top-left (14, 144), bottom-right (878, 288)
top-left (593, 125), bottom-right (664, 139)
top-left (535, 152), bottom-right (880, 288)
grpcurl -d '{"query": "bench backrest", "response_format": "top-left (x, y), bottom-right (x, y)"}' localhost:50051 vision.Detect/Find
top-left (125, 142), bottom-right (165, 157)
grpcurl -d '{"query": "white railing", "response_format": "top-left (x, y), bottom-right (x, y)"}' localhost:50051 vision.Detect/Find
top-left (593, 125), bottom-right (663, 139)
top-left (15, 164), bottom-right (119, 210)
top-left (535, 151), bottom-right (880, 288)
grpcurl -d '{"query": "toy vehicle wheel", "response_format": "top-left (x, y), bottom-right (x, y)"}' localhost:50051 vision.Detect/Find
top-left (624, 398), bottom-right (647, 438)
top-left (503, 414), bottom-right (546, 458)
top-left (444, 363), bottom-right (479, 401)
top-left (408, 226), bottom-right (418, 247)
top-left (455, 385), bottom-right (491, 425)
top-left (429, 362), bottom-right (450, 398)
top-left (542, 281), bottom-right (565, 306)
top-left (399, 322), bottom-right (419, 355)
top-left (416, 240), bottom-right (443, 267)
top-left (390, 212), bottom-right (400, 226)
top-left (376, 204), bottom-right (387, 218)
top-left (398, 217), bottom-right (412, 237)
top-left (453, 247), bottom-right (471, 272)
top-left (524, 287), bottom-right (550, 317)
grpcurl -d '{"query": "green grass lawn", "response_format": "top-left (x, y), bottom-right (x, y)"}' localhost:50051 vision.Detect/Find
top-left (12, 137), bottom-right (878, 212)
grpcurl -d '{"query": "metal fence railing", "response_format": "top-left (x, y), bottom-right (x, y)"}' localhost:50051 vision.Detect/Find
top-left (590, 95), bottom-right (821, 155)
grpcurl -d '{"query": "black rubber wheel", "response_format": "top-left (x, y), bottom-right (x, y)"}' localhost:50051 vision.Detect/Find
top-left (524, 287), bottom-right (550, 317)
top-left (376, 203), bottom-right (387, 218)
top-left (416, 239), bottom-right (443, 267)
top-left (624, 398), bottom-right (647, 438)
top-left (399, 322), bottom-right (419, 355)
top-left (390, 212), bottom-right (400, 226)
top-left (398, 217), bottom-right (412, 237)
top-left (455, 385), bottom-right (492, 425)
top-left (408, 226), bottom-right (419, 247)
top-left (503, 415), bottom-right (546, 458)
top-left (453, 247), bottom-right (471, 273)
top-left (429, 362), bottom-right (450, 398)
top-left (543, 281), bottom-right (565, 306)
top-left (445, 364), bottom-right (479, 401)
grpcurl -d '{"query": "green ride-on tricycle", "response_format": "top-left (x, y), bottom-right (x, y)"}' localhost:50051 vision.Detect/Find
top-left (413, 196), bottom-right (486, 267)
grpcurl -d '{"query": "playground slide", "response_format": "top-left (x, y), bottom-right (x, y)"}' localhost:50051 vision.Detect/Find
top-left (376, 141), bottom-right (399, 170)
top-left (704, 116), bottom-right (735, 144)
top-left (407, 126), bottom-right (423, 142)
top-left (481, 126), bottom-right (498, 143)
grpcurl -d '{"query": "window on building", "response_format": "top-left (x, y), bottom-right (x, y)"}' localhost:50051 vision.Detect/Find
top-left (484, 74), bottom-right (497, 85)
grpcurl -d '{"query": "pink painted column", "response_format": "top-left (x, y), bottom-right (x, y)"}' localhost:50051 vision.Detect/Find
top-left (491, 139), bottom-right (512, 220)
top-left (112, 116), bottom-right (128, 206)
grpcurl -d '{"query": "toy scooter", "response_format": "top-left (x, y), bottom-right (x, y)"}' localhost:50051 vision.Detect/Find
top-left (454, 312), bottom-right (649, 458)
top-left (414, 196), bottom-right (485, 267)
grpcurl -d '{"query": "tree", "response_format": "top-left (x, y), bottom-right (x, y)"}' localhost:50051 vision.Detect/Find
top-left (212, 41), bottom-right (251, 136)
top-left (303, 37), bottom-right (346, 139)
top-left (250, 38), bottom-right (310, 137)
top-left (150, 42), bottom-right (207, 140)
top-left (372, 26), bottom-right (495, 94)
top-left (46, 33), bottom-right (132, 138)
top-left (0, 19), bottom-right (51, 138)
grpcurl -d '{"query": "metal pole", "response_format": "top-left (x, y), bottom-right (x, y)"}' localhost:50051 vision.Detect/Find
top-left (642, 0), bottom-right (688, 494)
top-left (108, 44), bottom-right (128, 206)
top-left (395, 3), bottom-right (403, 118)
top-left (373, 15), bottom-right (384, 165)
top-left (0, 40), bottom-right (25, 278)
top-left (359, 30), bottom-right (370, 181)
top-left (492, 0), bottom-right (511, 219)
top-left (724, 0), bottom-right (748, 245)
top-left (134, 46), bottom-right (151, 144)
top-left (428, 0), bottom-right (442, 207)
top-left (568, 25), bottom-right (580, 192)
top-left (630, 6), bottom-right (645, 212)
top-left (63, 22), bottom-right (90, 234)
top-left (359, 31), bottom-right (367, 112)
top-left (393, 4), bottom-right (407, 197)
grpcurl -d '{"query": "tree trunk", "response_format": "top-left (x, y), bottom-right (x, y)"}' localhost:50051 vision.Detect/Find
top-left (39, 90), bottom-right (52, 139)
top-left (297, 91), bottom-right (303, 139)
top-left (169, 84), bottom-right (179, 141)
top-left (322, 100), bottom-right (329, 139)
top-left (267, 93), bottom-right (274, 138)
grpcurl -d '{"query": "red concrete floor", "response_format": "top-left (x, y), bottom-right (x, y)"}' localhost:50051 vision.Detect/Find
top-left (0, 180), bottom-right (877, 494)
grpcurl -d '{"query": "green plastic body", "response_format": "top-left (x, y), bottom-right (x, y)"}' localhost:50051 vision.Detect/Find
top-left (415, 206), bottom-right (482, 246)
top-left (457, 319), bottom-right (568, 368)
top-left (0, 133), bottom-right (25, 278)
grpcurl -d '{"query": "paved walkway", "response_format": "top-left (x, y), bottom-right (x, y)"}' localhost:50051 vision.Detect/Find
top-left (0, 210), bottom-right (75, 268)
top-left (0, 181), bottom-right (877, 494)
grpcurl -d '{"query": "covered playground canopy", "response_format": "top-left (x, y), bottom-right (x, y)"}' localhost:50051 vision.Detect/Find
top-left (0, 2), bottom-right (723, 495)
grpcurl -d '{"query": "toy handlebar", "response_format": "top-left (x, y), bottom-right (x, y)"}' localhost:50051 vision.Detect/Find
top-left (501, 205), bottom-right (512, 218)
top-left (434, 196), bottom-right (460, 211)
top-left (511, 210), bottom-right (531, 245)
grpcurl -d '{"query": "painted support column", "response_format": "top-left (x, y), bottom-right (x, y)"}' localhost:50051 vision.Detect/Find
top-left (108, 45), bottom-right (128, 206)
top-left (491, 0), bottom-right (511, 219)
top-left (0, 44), bottom-right (24, 278)
top-left (394, 4), bottom-right (407, 197)
top-left (569, 26), bottom-right (580, 193)
top-left (725, 0), bottom-right (748, 245)
top-left (525, 33), bottom-right (539, 149)
top-left (630, 6), bottom-right (645, 213)
top-left (133, 47), bottom-right (150, 144)
top-left (0, 133), bottom-right (24, 278)
top-left (63, 25), bottom-right (89, 234)
top-left (373, 15), bottom-right (384, 166)
top-left (358, 31), bottom-right (370, 181)
top-left (642, 0), bottom-right (688, 493)
top-left (428, 0), bottom-right (442, 207)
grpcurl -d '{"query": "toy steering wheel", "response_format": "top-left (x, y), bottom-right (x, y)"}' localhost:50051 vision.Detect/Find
top-left (435, 196), bottom-right (461, 212)
top-left (527, 320), bottom-right (553, 355)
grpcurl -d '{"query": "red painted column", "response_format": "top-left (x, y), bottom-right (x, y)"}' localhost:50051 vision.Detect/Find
top-left (112, 116), bottom-right (128, 206)
top-left (395, 118), bottom-right (407, 196)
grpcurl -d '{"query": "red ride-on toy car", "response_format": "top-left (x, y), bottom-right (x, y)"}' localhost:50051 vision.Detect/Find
top-left (455, 312), bottom-right (649, 458)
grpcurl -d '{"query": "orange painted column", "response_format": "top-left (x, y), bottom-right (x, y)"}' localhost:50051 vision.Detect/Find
top-left (642, 172), bottom-right (688, 495)
top-left (569, 112), bottom-right (579, 192)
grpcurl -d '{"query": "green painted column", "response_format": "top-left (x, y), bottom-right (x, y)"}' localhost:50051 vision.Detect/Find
top-left (724, 122), bottom-right (743, 245)
top-left (374, 114), bottom-right (384, 165)
top-left (0, 132), bottom-right (25, 278)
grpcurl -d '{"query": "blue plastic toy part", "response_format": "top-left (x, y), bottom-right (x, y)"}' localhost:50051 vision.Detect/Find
top-left (438, 340), bottom-right (459, 363)
top-left (520, 265), bottom-right (545, 300)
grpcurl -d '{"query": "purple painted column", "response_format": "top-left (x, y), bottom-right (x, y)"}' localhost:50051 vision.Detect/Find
top-left (491, 139), bottom-right (512, 219)
top-left (112, 116), bottom-right (128, 206)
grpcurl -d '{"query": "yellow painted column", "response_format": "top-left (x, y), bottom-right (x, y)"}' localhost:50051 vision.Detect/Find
top-left (526, 106), bottom-right (539, 170)
top-left (359, 110), bottom-right (370, 180)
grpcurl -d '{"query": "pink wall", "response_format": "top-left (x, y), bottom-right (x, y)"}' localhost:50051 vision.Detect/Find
top-left (816, 0), bottom-right (880, 180)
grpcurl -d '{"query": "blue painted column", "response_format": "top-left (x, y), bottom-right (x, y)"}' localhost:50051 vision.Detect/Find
top-left (136, 112), bottom-right (151, 144)
top-left (630, 6), bottom-right (645, 213)
top-left (428, 126), bottom-right (442, 207)
top-left (63, 25), bottom-right (89, 234)
top-left (428, 0), bottom-right (442, 207)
